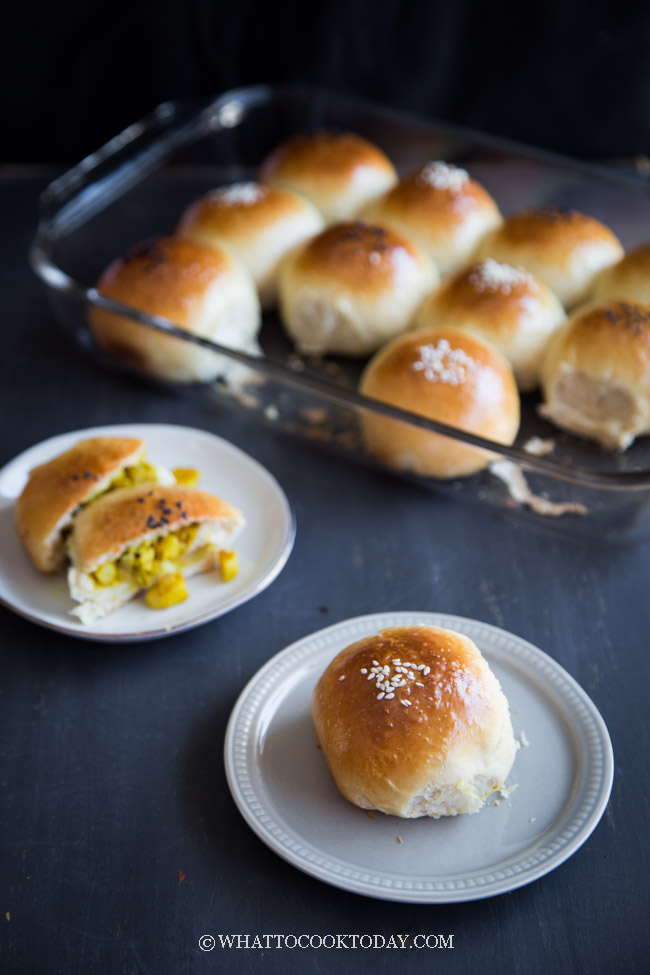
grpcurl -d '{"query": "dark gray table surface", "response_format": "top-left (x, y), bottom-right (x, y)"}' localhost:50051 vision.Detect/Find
top-left (1, 174), bottom-right (648, 975)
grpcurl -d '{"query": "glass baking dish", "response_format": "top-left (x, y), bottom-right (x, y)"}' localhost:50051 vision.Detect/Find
top-left (30, 84), bottom-right (650, 539)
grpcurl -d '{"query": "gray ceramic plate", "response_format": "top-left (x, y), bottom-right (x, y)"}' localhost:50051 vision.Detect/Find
top-left (224, 611), bottom-right (614, 903)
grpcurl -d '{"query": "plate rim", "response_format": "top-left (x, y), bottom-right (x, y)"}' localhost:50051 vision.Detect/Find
top-left (224, 611), bottom-right (614, 903)
top-left (0, 422), bottom-right (296, 643)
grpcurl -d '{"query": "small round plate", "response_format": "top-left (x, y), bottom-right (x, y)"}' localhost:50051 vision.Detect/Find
top-left (225, 611), bottom-right (614, 903)
top-left (0, 423), bottom-right (295, 642)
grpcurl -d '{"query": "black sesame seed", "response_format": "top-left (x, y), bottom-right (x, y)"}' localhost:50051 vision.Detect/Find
top-left (137, 497), bottom-right (145, 503)
top-left (148, 490), bottom-right (154, 496)
top-left (160, 517), bottom-right (169, 525)
top-left (84, 471), bottom-right (93, 479)
top-left (71, 475), bottom-right (80, 481)
top-left (146, 515), bottom-right (157, 528)
top-left (176, 501), bottom-right (183, 508)
top-left (162, 507), bottom-right (173, 515)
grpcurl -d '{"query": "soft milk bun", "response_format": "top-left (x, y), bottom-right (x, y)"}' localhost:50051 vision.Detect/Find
top-left (475, 206), bottom-right (624, 308)
top-left (362, 161), bottom-right (502, 277)
top-left (415, 258), bottom-right (566, 391)
top-left (311, 625), bottom-right (517, 819)
top-left (590, 242), bottom-right (650, 305)
top-left (359, 325), bottom-right (520, 479)
top-left (177, 182), bottom-right (324, 308)
top-left (278, 221), bottom-right (438, 356)
top-left (89, 236), bottom-right (261, 383)
top-left (539, 299), bottom-right (650, 450)
top-left (258, 131), bottom-right (398, 223)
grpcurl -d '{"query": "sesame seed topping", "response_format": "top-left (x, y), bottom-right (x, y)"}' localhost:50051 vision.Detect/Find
top-left (412, 338), bottom-right (477, 386)
top-left (360, 668), bottom-right (367, 674)
top-left (417, 161), bottom-right (469, 192)
top-left (137, 497), bottom-right (145, 503)
top-left (468, 258), bottom-right (534, 295)
top-left (372, 660), bottom-right (379, 666)
top-left (338, 675), bottom-right (346, 682)
top-left (377, 692), bottom-right (385, 700)
top-left (209, 182), bottom-right (267, 206)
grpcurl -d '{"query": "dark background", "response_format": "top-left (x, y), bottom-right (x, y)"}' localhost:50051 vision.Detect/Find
top-left (4, 0), bottom-right (650, 164)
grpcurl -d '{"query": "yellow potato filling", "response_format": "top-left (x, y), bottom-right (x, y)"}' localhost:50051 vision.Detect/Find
top-left (92, 524), bottom-right (200, 590)
top-left (107, 460), bottom-right (160, 491)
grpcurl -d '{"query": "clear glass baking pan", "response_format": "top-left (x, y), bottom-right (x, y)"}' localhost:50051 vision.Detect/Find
top-left (30, 84), bottom-right (650, 539)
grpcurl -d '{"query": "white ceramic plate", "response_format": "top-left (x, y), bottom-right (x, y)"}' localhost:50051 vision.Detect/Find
top-left (225, 611), bottom-right (614, 903)
top-left (0, 423), bottom-right (295, 642)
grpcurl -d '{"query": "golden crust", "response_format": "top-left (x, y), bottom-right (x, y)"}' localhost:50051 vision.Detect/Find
top-left (542, 299), bottom-right (650, 380)
top-left (70, 484), bottom-right (243, 573)
top-left (311, 626), bottom-right (508, 815)
top-left (91, 236), bottom-right (234, 330)
top-left (285, 220), bottom-right (429, 294)
top-left (178, 184), bottom-right (316, 238)
top-left (476, 207), bottom-right (623, 307)
top-left (359, 326), bottom-right (520, 478)
top-left (14, 438), bottom-right (144, 573)
top-left (591, 242), bottom-right (650, 304)
top-left (259, 131), bottom-right (396, 187)
top-left (415, 260), bottom-right (566, 390)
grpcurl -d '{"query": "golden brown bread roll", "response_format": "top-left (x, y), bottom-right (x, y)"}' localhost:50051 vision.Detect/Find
top-left (361, 161), bottom-right (502, 276)
top-left (258, 131), bottom-right (398, 223)
top-left (590, 241), bottom-right (650, 305)
top-left (539, 299), bottom-right (650, 449)
top-left (177, 183), bottom-right (324, 308)
top-left (89, 237), bottom-right (261, 383)
top-left (15, 437), bottom-right (148, 573)
top-left (278, 220), bottom-right (438, 356)
top-left (415, 258), bottom-right (566, 391)
top-left (359, 326), bottom-right (520, 478)
top-left (67, 484), bottom-right (245, 623)
top-left (475, 206), bottom-right (624, 308)
top-left (312, 625), bottom-right (517, 818)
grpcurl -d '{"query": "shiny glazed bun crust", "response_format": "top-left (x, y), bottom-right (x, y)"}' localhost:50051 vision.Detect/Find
top-left (475, 206), bottom-right (624, 308)
top-left (539, 299), bottom-right (650, 449)
top-left (415, 258), bottom-right (566, 391)
top-left (89, 236), bottom-right (261, 383)
top-left (258, 131), bottom-right (398, 223)
top-left (177, 183), bottom-right (324, 308)
top-left (590, 241), bottom-right (650, 306)
top-left (359, 325), bottom-right (520, 478)
top-left (362, 161), bottom-right (502, 277)
top-left (278, 221), bottom-right (438, 356)
top-left (312, 625), bottom-right (517, 819)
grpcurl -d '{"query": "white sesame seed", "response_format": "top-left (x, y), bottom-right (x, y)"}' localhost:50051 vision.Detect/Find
top-left (338, 675), bottom-right (346, 681)
top-left (372, 660), bottom-right (379, 666)
top-left (423, 666), bottom-right (430, 675)
top-left (377, 692), bottom-right (385, 700)
top-left (386, 693), bottom-right (395, 699)
top-left (360, 668), bottom-right (367, 674)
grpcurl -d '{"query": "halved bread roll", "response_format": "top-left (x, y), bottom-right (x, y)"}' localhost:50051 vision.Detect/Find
top-left (67, 485), bottom-right (245, 623)
top-left (14, 437), bottom-right (174, 574)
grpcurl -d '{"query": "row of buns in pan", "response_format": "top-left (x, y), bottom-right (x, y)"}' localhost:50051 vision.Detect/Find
top-left (88, 130), bottom-right (650, 473)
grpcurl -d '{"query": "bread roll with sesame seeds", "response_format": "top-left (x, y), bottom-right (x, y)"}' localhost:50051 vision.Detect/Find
top-left (359, 326), bottom-right (520, 479)
top-left (475, 207), bottom-right (623, 309)
top-left (89, 236), bottom-right (261, 384)
top-left (67, 484), bottom-right (245, 624)
top-left (14, 437), bottom-right (177, 574)
top-left (415, 259), bottom-right (567, 391)
top-left (361, 161), bottom-right (502, 277)
top-left (278, 221), bottom-right (438, 356)
top-left (539, 299), bottom-right (650, 450)
top-left (590, 241), bottom-right (650, 305)
top-left (258, 131), bottom-right (398, 223)
top-left (312, 625), bottom-right (517, 819)
top-left (177, 183), bottom-right (324, 308)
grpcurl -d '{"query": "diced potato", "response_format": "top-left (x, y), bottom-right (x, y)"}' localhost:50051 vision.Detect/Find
top-left (155, 534), bottom-right (182, 561)
top-left (145, 572), bottom-right (188, 609)
top-left (92, 562), bottom-right (117, 586)
top-left (219, 550), bottom-right (239, 582)
top-left (137, 543), bottom-right (155, 567)
top-left (173, 468), bottom-right (200, 487)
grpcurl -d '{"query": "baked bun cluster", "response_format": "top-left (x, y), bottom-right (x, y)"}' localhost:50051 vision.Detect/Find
top-left (359, 326), bottom-right (520, 478)
top-left (415, 258), bottom-right (566, 392)
top-left (90, 237), bottom-right (261, 384)
top-left (15, 436), bottom-right (244, 622)
top-left (540, 299), bottom-right (650, 449)
top-left (312, 625), bottom-right (517, 818)
top-left (279, 221), bottom-right (437, 356)
top-left (476, 206), bottom-right (624, 309)
top-left (362, 161), bottom-right (502, 276)
top-left (258, 131), bottom-right (398, 223)
top-left (177, 182), bottom-right (324, 308)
